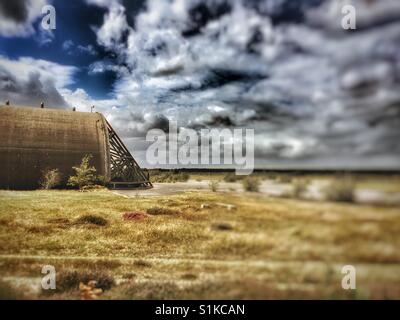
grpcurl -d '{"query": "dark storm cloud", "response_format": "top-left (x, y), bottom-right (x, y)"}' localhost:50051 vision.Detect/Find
top-left (0, 0), bottom-right (28, 23)
top-left (0, 56), bottom-right (75, 107)
top-left (246, 0), bottom-right (325, 25)
top-left (0, 0), bottom-right (48, 36)
top-left (106, 110), bottom-right (170, 138)
top-left (170, 68), bottom-right (267, 93)
top-left (0, 67), bottom-right (66, 106)
top-left (182, 0), bottom-right (232, 37)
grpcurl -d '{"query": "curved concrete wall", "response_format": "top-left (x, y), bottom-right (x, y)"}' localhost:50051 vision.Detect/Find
top-left (0, 106), bottom-right (110, 189)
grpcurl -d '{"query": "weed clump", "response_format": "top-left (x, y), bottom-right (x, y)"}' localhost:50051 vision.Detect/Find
top-left (212, 222), bottom-right (234, 231)
top-left (325, 177), bottom-right (356, 203)
top-left (75, 214), bottom-right (108, 226)
top-left (51, 270), bottom-right (115, 293)
top-left (209, 180), bottom-right (220, 192)
top-left (181, 273), bottom-right (198, 280)
top-left (133, 259), bottom-right (153, 268)
top-left (223, 173), bottom-right (239, 182)
top-left (40, 168), bottom-right (61, 190)
top-left (242, 176), bottom-right (260, 192)
top-left (292, 179), bottom-right (309, 199)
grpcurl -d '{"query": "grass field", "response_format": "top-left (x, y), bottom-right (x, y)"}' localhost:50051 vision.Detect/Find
top-left (0, 174), bottom-right (400, 299)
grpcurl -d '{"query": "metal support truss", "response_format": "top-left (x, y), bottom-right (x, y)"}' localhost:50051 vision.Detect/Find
top-left (105, 120), bottom-right (152, 189)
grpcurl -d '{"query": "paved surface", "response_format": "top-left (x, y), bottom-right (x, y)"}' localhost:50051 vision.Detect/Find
top-left (114, 179), bottom-right (400, 205)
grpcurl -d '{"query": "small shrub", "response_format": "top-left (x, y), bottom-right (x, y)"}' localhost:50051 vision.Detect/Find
top-left (176, 172), bottom-right (190, 182)
top-left (209, 180), bottom-right (220, 192)
top-left (223, 173), bottom-right (238, 182)
top-left (242, 176), bottom-right (260, 192)
top-left (146, 206), bottom-right (180, 215)
top-left (39, 168), bottom-right (61, 189)
top-left (75, 214), bottom-right (108, 226)
top-left (52, 270), bottom-right (115, 293)
top-left (325, 177), bottom-right (356, 203)
top-left (292, 179), bottom-right (309, 199)
top-left (68, 155), bottom-right (105, 190)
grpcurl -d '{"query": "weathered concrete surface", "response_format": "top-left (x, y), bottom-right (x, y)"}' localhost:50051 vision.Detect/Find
top-left (0, 106), bottom-right (110, 189)
top-left (115, 179), bottom-right (400, 205)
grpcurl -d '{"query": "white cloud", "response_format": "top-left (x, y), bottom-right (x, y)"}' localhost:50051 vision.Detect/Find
top-left (62, 40), bottom-right (74, 51)
top-left (77, 44), bottom-right (97, 56)
top-left (95, 3), bottom-right (130, 49)
top-left (35, 28), bottom-right (54, 47)
top-left (60, 87), bottom-right (117, 113)
top-left (61, 40), bottom-right (97, 56)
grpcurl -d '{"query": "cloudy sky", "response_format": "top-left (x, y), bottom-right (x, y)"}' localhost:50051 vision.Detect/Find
top-left (0, 0), bottom-right (399, 169)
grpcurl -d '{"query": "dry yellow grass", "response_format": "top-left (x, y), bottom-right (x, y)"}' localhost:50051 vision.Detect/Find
top-left (0, 183), bottom-right (399, 299)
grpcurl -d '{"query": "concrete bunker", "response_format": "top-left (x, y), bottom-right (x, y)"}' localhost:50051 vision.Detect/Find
top-left (0, 105), bottom-right (152, 190)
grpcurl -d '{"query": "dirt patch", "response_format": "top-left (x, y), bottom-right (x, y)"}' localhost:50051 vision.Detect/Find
top-left (123, 212), bottom-right (149, 221)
